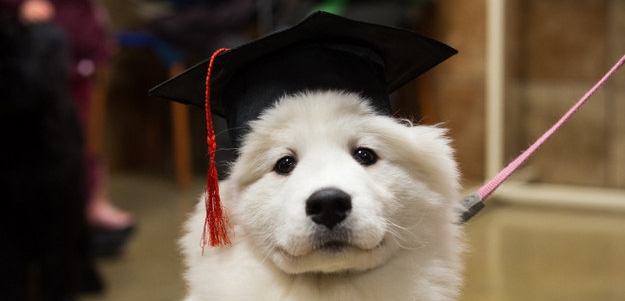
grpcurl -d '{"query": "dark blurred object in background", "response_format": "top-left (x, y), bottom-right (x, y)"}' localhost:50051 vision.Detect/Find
top-left (0, 16), bottom-right (103, 301)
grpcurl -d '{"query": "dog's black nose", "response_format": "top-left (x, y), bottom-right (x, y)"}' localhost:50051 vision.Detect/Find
top-left (306, 188), bottom-right (352, 230)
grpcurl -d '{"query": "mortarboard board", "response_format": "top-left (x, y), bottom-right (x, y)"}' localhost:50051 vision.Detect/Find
top-left (149, 11), bottom-right (457, 249)
top-left (150, 11), bottom-right (457, 146)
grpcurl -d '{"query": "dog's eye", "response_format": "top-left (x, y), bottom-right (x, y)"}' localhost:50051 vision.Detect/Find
top-left (274, 156), bottom-right (297, 175)
top-left (353, 147), bottom-right (378, 166)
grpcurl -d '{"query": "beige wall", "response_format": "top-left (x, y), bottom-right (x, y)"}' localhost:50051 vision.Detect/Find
top-left (420, 0), bottom-right (488, 182)
top-left (425, 0), bottom-right (624, 188)
top-left (505, 0), bottom-right (625, 188)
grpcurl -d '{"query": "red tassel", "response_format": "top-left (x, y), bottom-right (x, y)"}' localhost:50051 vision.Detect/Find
top-left (201, 48), bottom-right (231, 252)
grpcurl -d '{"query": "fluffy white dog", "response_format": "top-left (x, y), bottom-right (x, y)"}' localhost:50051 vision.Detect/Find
top-left (180, 91), bottom-right (464, 301)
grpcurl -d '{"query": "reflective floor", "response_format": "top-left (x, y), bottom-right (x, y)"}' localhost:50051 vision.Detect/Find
top-left (82, 173), bottom-right (196, 301)
top-left (461, 199), bottom-right (625, 301)
top-left (82, 174), bottom-right (625, 301)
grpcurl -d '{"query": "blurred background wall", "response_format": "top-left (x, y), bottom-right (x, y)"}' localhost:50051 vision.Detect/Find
top-left (95, 0), bottom-right (625, 189)
top-left (503, 0), bottom-right (625, 189)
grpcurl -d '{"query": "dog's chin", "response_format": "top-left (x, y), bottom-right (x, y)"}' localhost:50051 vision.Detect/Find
top-left (271, 241), bottom-right (394, 274)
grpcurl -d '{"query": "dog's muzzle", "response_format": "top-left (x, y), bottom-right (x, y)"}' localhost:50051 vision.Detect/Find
top-left (305, 188), bottom-right (352, 230)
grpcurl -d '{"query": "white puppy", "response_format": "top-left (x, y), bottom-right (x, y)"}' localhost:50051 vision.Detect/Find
top-left (180, 91), bottom-right (464, 301)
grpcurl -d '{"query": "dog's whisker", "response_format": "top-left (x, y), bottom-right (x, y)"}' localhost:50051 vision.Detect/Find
top-left (384, 220), bottom-right (428, 251)
top-left (213, 125), bottom-right (248, 138)
top-left (384, 207), bottom-right (434, 251)
top-left (214, 127), bottom-right (231, 138)
top-left (259, 243), bottom-right (277, 265)
top-left (215, 147), bottom-right (239, 153)
top-left (252, 230), bottom-right (280, 265)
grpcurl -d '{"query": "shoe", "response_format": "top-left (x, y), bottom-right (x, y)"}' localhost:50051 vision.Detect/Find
top-left (91, 224), bottom-right (136, 258)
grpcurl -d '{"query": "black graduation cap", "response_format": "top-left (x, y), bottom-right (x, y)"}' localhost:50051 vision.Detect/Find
top-left (150, 11), bottom-right (457, 146)
top-left (148, 11), bottom-right (457, 248)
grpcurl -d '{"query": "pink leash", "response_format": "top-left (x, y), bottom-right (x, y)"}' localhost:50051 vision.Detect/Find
top-left (461, 54), bottom-right (625, 223)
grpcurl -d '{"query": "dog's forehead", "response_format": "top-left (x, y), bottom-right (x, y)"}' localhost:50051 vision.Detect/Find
top-left (264, 92), bottom-right (376, 124)
top-left (249, 92), bottom-right (382, 139)
top-left (232, 95), bottom-right (384, 186)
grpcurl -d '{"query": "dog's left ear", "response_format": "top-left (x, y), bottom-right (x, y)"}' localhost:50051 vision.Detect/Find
top-left (406, 125), bottom-right (460, 193)
top-left (408, 125), bottom-right (455, 161)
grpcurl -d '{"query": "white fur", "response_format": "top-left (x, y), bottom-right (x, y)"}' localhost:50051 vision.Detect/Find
top-left (180, 91), bottom-right (464, 301)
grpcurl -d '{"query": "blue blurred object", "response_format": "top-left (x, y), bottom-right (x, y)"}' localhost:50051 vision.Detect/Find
top-left (116, 31), bottom-right (182, 67)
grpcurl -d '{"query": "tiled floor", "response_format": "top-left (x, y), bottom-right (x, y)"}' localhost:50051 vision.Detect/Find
top-left (82, 173), bottom-right (625, 301)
